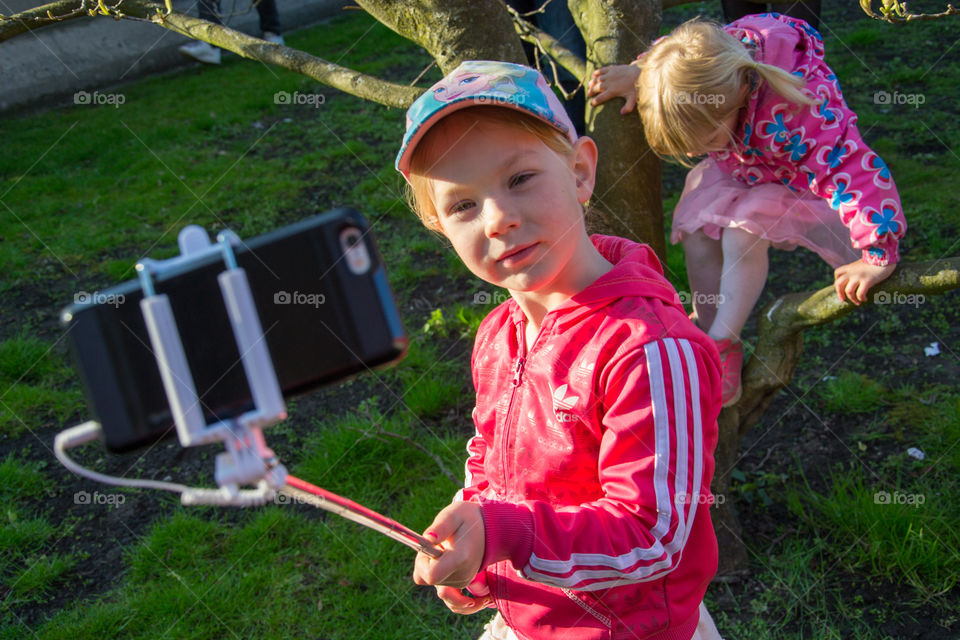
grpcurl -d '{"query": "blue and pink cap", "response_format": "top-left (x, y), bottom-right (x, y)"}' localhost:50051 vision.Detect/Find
top-left (395, 60), bottom-right (578, 178)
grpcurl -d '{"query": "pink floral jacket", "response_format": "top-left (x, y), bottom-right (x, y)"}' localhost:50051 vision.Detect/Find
top-left (713, 13), bottom-right (906, 266)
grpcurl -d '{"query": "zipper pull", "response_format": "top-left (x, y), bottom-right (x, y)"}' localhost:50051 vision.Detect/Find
top-left (513, 357), bottom-right (525, 386)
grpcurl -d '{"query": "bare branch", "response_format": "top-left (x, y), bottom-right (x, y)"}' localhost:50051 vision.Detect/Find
top-left (0, 0), bottom-right (90, 41)
top-left (1, 0), bottom-right (423, 109)
top-left (504, 3), bottom-right (587, 82)
top-left (859, 0), bottom-right (959, 22)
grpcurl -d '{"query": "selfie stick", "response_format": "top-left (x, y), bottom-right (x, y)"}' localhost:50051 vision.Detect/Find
top-left (54, 224), bottom-right (441, 558)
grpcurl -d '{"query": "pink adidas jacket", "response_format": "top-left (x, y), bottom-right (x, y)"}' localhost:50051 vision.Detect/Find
top-left (713, 14), bottom-right (906, 266)
top-left (460, 236), bottom-right (722, 640)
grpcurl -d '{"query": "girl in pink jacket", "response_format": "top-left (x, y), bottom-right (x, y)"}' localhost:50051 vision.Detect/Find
top-left (588, 14), bottom-right (907, 406)
top-left (396, 61), bottom-right (724, 640)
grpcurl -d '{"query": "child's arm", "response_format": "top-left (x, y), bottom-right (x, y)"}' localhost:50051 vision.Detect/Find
top-left (762, 73), bottom-right (906, 303)
top-left (422, 338), bottom-right (719, 593)
top-left (586, 62), bottom-right (642, 114)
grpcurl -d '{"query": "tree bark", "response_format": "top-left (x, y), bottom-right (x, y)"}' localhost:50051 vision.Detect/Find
top-left (572, 0), bottom-right (666, 259)
top-left (356, 0), bottom-right (528, 73)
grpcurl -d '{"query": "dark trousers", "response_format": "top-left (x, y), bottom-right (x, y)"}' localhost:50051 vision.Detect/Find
top-left (721, 0), bottom-right (821, 30)
top-left (503, 0), bottom-right (587, 135)
top-left (197, 0), bottom-right (281, 35)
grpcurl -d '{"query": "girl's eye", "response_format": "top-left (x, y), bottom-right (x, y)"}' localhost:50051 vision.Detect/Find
top-left (510, 173), bottom-right (534, 188)
top-left (448, 200), bottom-right (475, 216)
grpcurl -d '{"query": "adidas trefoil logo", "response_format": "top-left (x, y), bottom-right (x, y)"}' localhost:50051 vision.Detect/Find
top-left (552, 384), bottom-right (579, 412)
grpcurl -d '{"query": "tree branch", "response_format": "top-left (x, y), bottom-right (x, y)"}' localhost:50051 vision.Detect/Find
top-left (1, 0), bottom-right (92, 41)
top-left (859, 0), bottom-right (959, 23)
top-left (504, 3), bottom-right (587, 82)
top-left (0, 0), bottom-right (423, 109)
top-left (738, 256), bottom-right (960, 435)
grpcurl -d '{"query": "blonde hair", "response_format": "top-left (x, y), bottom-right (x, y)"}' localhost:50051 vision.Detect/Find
top-left (405, 106), bottom-right (575, 231)
top-left (637, 18), bottom-right (817, 166)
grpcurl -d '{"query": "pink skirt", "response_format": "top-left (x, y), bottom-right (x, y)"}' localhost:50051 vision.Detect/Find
top-left (670, 158), bottom-right (860, 269)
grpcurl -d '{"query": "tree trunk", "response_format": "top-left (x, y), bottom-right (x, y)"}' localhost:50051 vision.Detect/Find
top-left (572, 0), bottom-right (666, 259)
top-left (356, 0), bottom-right (528, 72)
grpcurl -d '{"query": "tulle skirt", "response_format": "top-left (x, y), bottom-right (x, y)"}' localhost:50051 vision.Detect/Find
top-left (670, 158), bottom-right (860, 268)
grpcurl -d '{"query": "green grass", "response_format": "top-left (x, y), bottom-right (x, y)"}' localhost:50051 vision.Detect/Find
top-left (0, 3), bottom-right (958, 639)
top-left (0, 335), bottom-right (84, 435)
top-left (788, 388), bottom-right (960, 599)
top-left (817, 371), bottom-right (886, 414)
top-left (0, 455), bottom-right (76, 606)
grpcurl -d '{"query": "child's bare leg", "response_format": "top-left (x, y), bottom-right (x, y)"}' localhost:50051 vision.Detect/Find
top-left (708, 227), bottom-right (770, 341)
top-left (681, 230), bottom-right (723, 329)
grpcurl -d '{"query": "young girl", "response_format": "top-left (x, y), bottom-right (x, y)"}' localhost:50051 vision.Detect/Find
top-left (587, 14), bottom-right (906, 406)
top-left (396, 60), bottom-right (725, 640)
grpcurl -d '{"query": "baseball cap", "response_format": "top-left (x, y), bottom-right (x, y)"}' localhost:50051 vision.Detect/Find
top-left (395, 60), bottom-right (578, 177)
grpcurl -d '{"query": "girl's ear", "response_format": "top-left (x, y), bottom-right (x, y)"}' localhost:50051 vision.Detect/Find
top-left (570, 136), bottom-right (599, 205)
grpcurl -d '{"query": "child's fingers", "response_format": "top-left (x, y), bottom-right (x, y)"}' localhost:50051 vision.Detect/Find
top-left (833, 272), bottom-right (848, 303)
top-left (620, 94), bottom-right (638, 114)
top-left (435, 585), bottom-right (491, 615)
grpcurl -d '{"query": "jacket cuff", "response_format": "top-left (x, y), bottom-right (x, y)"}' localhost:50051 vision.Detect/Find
top-left (862, 244), bottom-right (899, 267)
top-left (479, 501), bottom-right (534, 571)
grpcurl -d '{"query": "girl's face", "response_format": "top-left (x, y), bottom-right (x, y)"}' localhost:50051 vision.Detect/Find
top-left (418, 115), bottom-right (598, 300)
top-left (688, 108), bottom-right (741, 156)
top-left (686, 85), bottom-right (751, 157)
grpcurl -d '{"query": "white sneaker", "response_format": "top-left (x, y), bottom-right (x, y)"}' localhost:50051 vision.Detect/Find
top-left (178, 40), bottom-right (221, 64)
top-left (263, 31), bottom-right (285, 45)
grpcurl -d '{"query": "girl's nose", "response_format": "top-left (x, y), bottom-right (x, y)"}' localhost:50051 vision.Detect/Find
top-left (482, 198), bottom-right (520, 237)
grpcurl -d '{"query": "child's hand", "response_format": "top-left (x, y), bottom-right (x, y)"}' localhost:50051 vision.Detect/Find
top-left (432, 584), bottom-right (492, 615)
top-left (833, 259), bottom-right (896, 305)
top-left (413, 501), bottom-right (485, 589)
top-left (587, 64), bottom-right (641, 114)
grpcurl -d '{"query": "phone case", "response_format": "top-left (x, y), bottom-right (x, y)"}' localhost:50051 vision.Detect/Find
top-left (61, 208), bottom-right (407, 452)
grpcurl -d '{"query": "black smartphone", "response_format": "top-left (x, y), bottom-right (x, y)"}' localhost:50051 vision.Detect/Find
top-left (61, 208), bottom-right (407, 452)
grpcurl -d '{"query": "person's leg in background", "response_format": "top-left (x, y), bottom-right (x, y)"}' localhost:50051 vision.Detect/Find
top-left (721, 0), bottom-right (767, 24)
top-left (179, 0), bottom-right (223, 64)
top-left (536, 1), bottom-right (588, 135)
top-left (770, 0), bottom-right (821, 30)
top-left (255, 0), bottom-right (285, 44)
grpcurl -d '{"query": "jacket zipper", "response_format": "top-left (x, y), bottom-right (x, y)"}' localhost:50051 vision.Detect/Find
top-left (500, 321), bottom-right (527, 490)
